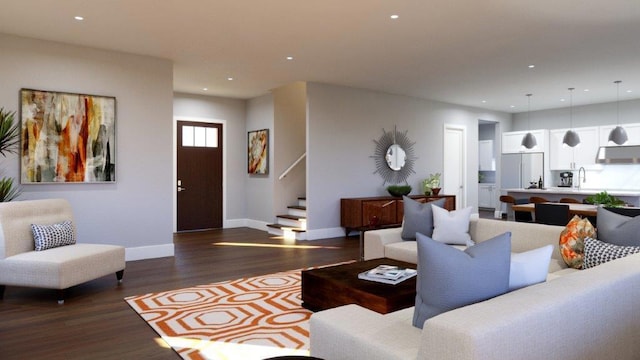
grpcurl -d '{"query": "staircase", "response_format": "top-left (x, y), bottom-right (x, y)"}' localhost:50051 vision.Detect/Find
top-left (267, 197), bottom-right (307, 240)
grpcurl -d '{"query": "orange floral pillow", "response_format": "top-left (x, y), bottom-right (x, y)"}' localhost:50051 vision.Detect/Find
top-left (559, 215), bottom-right (595, 269)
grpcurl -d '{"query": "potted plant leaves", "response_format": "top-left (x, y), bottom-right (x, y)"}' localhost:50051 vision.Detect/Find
top-left (422, 173), bottom-right (441, 195)
top-left (0, 107), bottom-right (21, 202)
top-left (584, 191), bottom-right (625, 207)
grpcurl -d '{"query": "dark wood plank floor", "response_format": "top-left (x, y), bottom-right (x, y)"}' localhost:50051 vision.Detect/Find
top-left (0, 228), bottom-right (358, 359)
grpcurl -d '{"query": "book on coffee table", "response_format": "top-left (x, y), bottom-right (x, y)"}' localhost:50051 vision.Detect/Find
top-left (358, 265), bottom-right (417, 285)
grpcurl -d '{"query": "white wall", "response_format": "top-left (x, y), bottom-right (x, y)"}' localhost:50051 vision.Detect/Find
top-left (246, 93), bottom-right (274, 225)
top-left (273, 82), bottom-right (307, 216)
top-left (173, 93), bottom-right (248, 225)
top-left (0, 33), bottom-right (173, 260)
top-left (305, 83), bottom-right (511, 237)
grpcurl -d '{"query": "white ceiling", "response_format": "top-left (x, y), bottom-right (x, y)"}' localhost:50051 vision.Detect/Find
top-left (2, 0), bottom-right (640, 113)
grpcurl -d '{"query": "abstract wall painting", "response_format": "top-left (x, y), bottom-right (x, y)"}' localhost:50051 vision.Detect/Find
top-left (20, 89), bottom-right (116, 183)
top-left (248, 129), bottom-right (268, 174)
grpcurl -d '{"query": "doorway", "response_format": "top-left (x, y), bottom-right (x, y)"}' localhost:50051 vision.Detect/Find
top-left (176, 120), bottom-right (223, 231)
top-left (443, 124), bottom-right (467, 209)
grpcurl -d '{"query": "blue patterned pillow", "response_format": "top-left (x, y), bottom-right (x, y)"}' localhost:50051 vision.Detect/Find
top-left (31, 221), bottom-right (76, 251)
top-left (583, 237), bottom-right (640, 269)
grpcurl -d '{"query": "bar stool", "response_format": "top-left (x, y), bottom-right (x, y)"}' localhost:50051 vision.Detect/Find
top-left (529, 196), bottom-right (549, 204)
top-left (499, 195), bottom-right (532, 222)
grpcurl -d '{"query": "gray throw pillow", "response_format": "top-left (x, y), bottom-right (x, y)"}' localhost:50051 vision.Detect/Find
top-left (412, 232), bottom-right (511, 329)
top-left (596, 207), bottom-right (640, 246)
top-left (400, 196), bottom-right (446, 240)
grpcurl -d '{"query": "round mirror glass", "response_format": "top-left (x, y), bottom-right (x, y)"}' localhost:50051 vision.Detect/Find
top-left (386, 144), bottom-right (406, 171)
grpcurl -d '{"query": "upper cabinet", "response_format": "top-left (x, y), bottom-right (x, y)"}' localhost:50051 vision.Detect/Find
top-left (479, 140), bottom-right (495, 170)
top-left (549, 126), bottom-right (599, 170)
top-left (502, 129), bottom-right (547, 154)
top-left (599, 123), bottom-right (640, 146)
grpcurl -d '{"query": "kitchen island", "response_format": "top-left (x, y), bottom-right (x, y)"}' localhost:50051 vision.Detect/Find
top-left (503, 188), bottom-right (640, 206)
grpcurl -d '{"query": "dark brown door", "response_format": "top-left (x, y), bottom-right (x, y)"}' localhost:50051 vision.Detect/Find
top-left (177, 121), bottom-right (223, 231)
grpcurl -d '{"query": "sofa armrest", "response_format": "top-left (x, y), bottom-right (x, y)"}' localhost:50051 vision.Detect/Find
top-left (310, 304), bottom-right (420, 360)
top-left (363, 227), bottom-right (403, 260)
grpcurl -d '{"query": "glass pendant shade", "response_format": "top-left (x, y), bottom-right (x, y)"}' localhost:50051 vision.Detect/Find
top-left (608, 125), bottom-right (628, 145)
top-left (520, 93), bottom-right (537, 149)
top-left (563, 87), bottom-right (580, 147)
top-left (521, 132), bottom-right (537, 149)
top-left (563, 130), bottom-right (581, 147)
top-left (608, 81), bottom-right (628, 145)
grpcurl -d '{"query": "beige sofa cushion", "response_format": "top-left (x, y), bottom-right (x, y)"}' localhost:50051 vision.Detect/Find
top-left (311, 305), bottom-right (421, 360)
top-left (1, 244), bottom-right (125, 289)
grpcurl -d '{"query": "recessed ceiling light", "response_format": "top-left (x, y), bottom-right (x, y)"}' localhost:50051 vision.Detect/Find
top-left (227, 77), bottom-right (234, 81)
top-left (286, 56), bottom-right (294, 60)
top-left (560, 99), bottom-right (566, 102)
top-left (584, 89), bottom-right (589, 92)
top-left (528, 64), bottom-right (535, 68)
top-left (627, 90), bottom-right (633, 93)
top-left (390, 14), bottom-right (399, 19)
top-left (203, 87), bottom-right (208, 91)
top-left (481, 100), bottom-right (487, 103)
top-left (510, 105), bottom-right (515, 108)
top-left (74, 16), bottom-right (84, 21)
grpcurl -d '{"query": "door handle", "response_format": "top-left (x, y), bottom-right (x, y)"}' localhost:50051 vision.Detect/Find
top-left (177, 187), bottom-right (186, 192)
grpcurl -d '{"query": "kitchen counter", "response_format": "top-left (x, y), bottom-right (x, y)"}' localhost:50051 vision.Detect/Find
top-left (503, 188), bottom-right (640, 206)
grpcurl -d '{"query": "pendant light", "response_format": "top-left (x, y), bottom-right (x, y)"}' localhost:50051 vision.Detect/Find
top-left (521, 93), bottom-right (537, 149)
top-left (562, 87), bottom-right (580, 147)
top-left (608, 80), bottom-right (628, 145)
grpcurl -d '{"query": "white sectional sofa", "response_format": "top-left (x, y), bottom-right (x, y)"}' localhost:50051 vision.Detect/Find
top-left (310, 218), bottom-right (640, 360)
top-left (0, 198), bottom-right (125, 304)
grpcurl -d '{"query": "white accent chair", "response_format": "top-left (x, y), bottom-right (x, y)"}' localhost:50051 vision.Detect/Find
top-left (0, 198), bottom-right (125, 304)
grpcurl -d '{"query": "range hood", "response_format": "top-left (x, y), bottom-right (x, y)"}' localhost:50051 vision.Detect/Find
top-left (596, 145), bottom-right (640, 164)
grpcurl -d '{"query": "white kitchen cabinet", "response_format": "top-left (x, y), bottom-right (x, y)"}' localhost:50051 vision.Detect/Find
top-left (502, 130), bottom-right (547, 154)
top-left (478, 184), bottom-right (496, 209)
top-left (549, 127), bottom-right (599, 170)
top-left (479, 140), bottom-right (495, 170)
top-left (599, 123), bottom-right (640, 146)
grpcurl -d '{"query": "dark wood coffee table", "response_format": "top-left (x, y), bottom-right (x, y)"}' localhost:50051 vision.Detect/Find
top-left (301, 258), bottom-right (417, 314)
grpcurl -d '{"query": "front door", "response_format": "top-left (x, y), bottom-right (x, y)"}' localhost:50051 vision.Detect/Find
top-left (177, 121), bottom-right (223, 231)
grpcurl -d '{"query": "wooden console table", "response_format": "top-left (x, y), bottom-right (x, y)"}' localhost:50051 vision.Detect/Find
top-left (341, 194), bottom-right (455, 235)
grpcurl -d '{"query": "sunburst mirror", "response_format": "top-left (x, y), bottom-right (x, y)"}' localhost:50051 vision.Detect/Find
top-left (371, 126), bottom-right (417, 184)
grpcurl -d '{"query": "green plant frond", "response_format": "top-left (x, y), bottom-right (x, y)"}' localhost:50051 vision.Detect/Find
top-left (0, 177), bottom-right (21, 202)
top-left (584, 191), bottom-right (625, 207)
top-left (0, 107), bottom-right (20, 156)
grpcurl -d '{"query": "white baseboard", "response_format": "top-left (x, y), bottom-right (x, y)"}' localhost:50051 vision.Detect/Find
top-left (126, 243), bottom-right (175, 261)
top-left (305, 227), bottom-right (346, 240)
top-left (224, 218), bottom-right (272, 231)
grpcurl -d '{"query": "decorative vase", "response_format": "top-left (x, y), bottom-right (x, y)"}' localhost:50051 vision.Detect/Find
top-left (431, 187), bottom-right (441, 195)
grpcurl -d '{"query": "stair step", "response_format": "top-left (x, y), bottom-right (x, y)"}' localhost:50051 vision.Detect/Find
top-left (277, 214), bottom-right (306, 221)
top-left (266, 223), bottom-right (306, 232)
top-left (288, 205), bottom-right (306, 210)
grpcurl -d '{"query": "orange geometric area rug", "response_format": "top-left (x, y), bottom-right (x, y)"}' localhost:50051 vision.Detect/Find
top-left (125, 265), bottom-right (341, 360)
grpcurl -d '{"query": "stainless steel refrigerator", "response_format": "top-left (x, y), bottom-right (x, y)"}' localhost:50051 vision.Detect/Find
top-left (501, 152), bottom-right (544, 189)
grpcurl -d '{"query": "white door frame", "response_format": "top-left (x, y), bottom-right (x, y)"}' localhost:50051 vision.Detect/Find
top-left (443, 124), bottom-right (467, 209)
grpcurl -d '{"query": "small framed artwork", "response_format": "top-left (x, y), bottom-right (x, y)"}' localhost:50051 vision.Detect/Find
top-left (20, 88), bottom-right (116, 183)
top-left (248, 129), bottom-right (268, 174)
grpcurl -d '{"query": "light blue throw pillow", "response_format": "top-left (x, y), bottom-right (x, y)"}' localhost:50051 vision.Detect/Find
top-left (412, 232), bottom-right (511, 329)
top-left (400, 196), bottom-right (446, 240)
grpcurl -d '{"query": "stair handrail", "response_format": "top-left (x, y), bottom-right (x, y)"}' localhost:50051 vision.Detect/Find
top-left (279, 152), bottom-right (306, 180)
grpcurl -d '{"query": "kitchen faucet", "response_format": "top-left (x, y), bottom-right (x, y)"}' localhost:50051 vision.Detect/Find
top-left (577, 166), bottom-right (586, 189)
